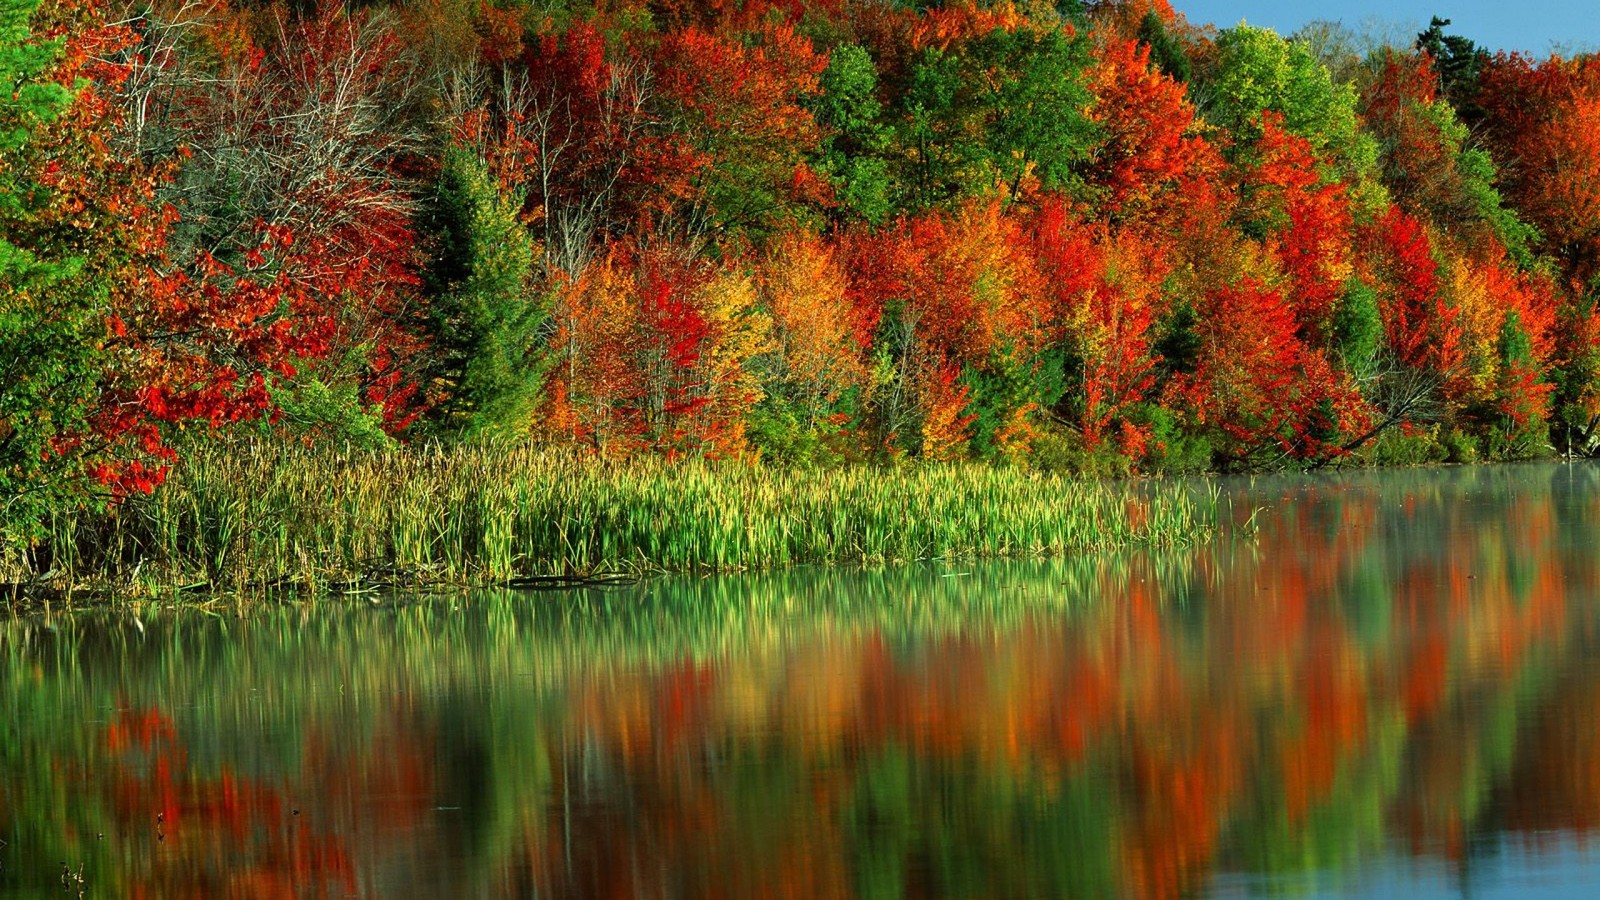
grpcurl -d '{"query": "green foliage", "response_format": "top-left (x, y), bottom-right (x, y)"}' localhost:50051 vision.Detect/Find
top-left (0, 0), bottom-right (72, 159)
top-left (1383, 92), bottom-right (1539, 264)
top-left (745, 391), bottom-right (861, 468)
top-left (265, 372), bottom-right (396, 451)
top-left (422, 146), bottom-right (549, 441)
top-left (1552, 292), bottom-right (1600, 452)
top-left (974, 26), bottom-right (1097, 200)
top-left (0, 0), bottom-right (97, 544)
top-left (1138, 403), bottom-right (1216, 475)
top-left (1136, 9), bottom-right (1192, 83)
top-left (892, 25), bottom-right (1095, 209)
top-left (1209, 25), bottom-right (1354, 149)
top-left (1333, 280), bottom-right (1383, 380)
top-left (961, 346), bottom-right (1062, 462)
top-left (815, 44), bottom-right (893, 224)
top-left (1153, 299), bottom-right (1202, 377)
top-left (1361, 425), bottom-right (1446, 467)
top-left (897, 47), bottom-right (975, 209)
top-left (1026, 425), bottom-right (1135, 478)
top-left (1497, 309), bottom-right (1536, 375)
top-left (746, 400), bottom-right (820, 466)
top-left (1415, 16), bottom-right (1486, 117)
top-left (1451, 137), bottom-right (1541, 268)
top-left (1207, 25), bottom-right (1383, 204)
top-left (1489, 309), bottom-right (1550, 458)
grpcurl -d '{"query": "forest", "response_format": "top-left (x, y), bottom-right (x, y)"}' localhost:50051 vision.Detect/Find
top-left (5, 0), bottom-right (1600, 541)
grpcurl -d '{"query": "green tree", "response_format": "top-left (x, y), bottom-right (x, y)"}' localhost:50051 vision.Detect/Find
top-left (0, 0), bottom-right (99, 542)
top-left (1361, 50), bottom-right (1538, 265)
top-left (1333, 280), bottom-right (1383, 381)
top-left (1136, 9), bottom-right (1191, 83)
top-left (814, 44), bottom-right (893, 225)
top-left (1552, 290), bottom-right (1600, 454)
top-left (1415, 16), bottom-right (1487, 120)
top-left (977, 26), bottom-right (1096, 201)
top-left (896, 47), bottom-right (971, 210)
top-left (892, 25), bottom-right (1095, 210)
top-left (1491, 308), bottom-right (1550, 457)
top-left (422, 146), bottom-right (549, 440)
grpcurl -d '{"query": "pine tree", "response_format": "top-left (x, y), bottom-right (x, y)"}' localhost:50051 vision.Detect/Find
top-left (1415, 16), bottom-right (1487, 121)
top-left (422, 145), bottom-right (549, 440)
top-left (1136, 9), bottom-right (1191, 84)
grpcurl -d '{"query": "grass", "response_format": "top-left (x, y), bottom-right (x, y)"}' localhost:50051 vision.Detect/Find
top-left (3, 442), bottom-right (1222, 595)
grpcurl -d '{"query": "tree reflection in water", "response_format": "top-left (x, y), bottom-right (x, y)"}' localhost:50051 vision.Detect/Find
top-left (4, 462), bottom-right (1600, 898)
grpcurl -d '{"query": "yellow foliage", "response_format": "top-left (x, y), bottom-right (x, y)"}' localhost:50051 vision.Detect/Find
top-left (758, 233), bottom-right (871, 427)
top-left (1442, 256), bottom-right (1504, 406)
top-left (541, 257), bottom-right (640, 454)
top-left (693, 268), bottom-right (772, 456)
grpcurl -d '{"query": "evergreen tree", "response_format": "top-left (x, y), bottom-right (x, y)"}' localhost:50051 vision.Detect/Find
top-left (1416, 16), bottom-right (1487, 121)
top-left (422, 146), bottom-right (549, 440)
top-left (1136, 10), bottom-right (1191, 84)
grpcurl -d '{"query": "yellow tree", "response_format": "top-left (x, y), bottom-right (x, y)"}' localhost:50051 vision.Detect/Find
top-left (751, 232), bottom-right (872, 459)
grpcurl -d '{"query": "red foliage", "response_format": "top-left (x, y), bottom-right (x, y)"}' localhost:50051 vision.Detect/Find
top-left (1361, 207), bottom-right (1461, 378)
top-left (1083, 37), bottom-right (1224, 227)
top-left (1478, 52), bottom-right (1600, 285)
top-left (1173, 276), bottom-right (1361, 459)
top-left (1245, 113), bottom-right (1355, 340)
top-left (1029, 199), bottom-right (1162, 449)
top-left (651, 21), bottom-right (828, 232)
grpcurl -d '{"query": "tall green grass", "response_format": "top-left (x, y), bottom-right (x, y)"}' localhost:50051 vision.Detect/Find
top-left (4, 443), bottom-right (1220, 594)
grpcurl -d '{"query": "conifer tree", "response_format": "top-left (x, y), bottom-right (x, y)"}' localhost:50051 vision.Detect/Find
top-left (423, 145), bottom-right (549, 440)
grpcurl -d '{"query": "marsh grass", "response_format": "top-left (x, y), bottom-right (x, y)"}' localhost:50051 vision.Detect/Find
top-left (4, 443), bottom-right (1220, 594)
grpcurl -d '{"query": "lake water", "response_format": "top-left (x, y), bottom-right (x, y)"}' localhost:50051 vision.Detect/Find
top-left (5, 462), bottom-right (1600, 898)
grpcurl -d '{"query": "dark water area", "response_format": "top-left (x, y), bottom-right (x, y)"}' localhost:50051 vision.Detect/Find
top-left (5, 462), bottom-right (1600, 898)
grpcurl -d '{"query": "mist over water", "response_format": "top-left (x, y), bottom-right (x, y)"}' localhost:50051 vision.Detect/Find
top-left (5, 462), bottom-right (1600, 898)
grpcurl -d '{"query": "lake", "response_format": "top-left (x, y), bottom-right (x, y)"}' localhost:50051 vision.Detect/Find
top-left (4, 462), bottom-right (1600, 898)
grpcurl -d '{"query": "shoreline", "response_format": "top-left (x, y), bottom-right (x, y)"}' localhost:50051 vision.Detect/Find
top-left (6, 445), bottom-right (1593, 605)
top-left (1, 444), bottom-right (1226, 603)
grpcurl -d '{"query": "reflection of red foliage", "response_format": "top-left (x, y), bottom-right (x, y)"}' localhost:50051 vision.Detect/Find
top-left (97, 707), bottom-right (356, 898)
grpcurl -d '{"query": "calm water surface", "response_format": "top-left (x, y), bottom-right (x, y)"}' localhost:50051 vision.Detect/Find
top-left (5, 462), bottom-right (1600, 898)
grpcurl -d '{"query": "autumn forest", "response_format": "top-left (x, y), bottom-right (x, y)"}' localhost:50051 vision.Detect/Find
top-left (5, 0), bottom-right (1600, 540)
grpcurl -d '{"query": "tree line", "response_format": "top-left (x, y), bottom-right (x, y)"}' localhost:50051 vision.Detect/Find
top-left (4, 0), bottom-right (1600, 534)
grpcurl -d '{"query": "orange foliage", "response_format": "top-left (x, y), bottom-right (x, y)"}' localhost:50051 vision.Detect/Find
top-left (756, 232), bottom-right (872, 428)
top-left (1479, 53), bottom-right (1600, 285)
top-left (543, 245), bottom-right (769, 456)
top-left (1083, 37), bottom-right (1224, 226)
top-left (1360, 208), bottom-right (1462, 378)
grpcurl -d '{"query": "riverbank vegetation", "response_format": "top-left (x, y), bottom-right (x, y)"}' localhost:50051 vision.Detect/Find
top-left (5, 0), bottom-right (1600, 561)
top-left (0, 443), bottom-right (1218, 592)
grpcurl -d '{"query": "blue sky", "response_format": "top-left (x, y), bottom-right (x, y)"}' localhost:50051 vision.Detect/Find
top-left (1172, 1), bottom-right (1596, 54)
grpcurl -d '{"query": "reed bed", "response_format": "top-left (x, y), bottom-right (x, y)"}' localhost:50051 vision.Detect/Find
top-left (6, 443), bottom-right (1220, 593)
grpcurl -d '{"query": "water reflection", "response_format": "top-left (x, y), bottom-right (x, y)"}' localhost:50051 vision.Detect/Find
top-left (4, 462), bottom-right (1600, 898)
